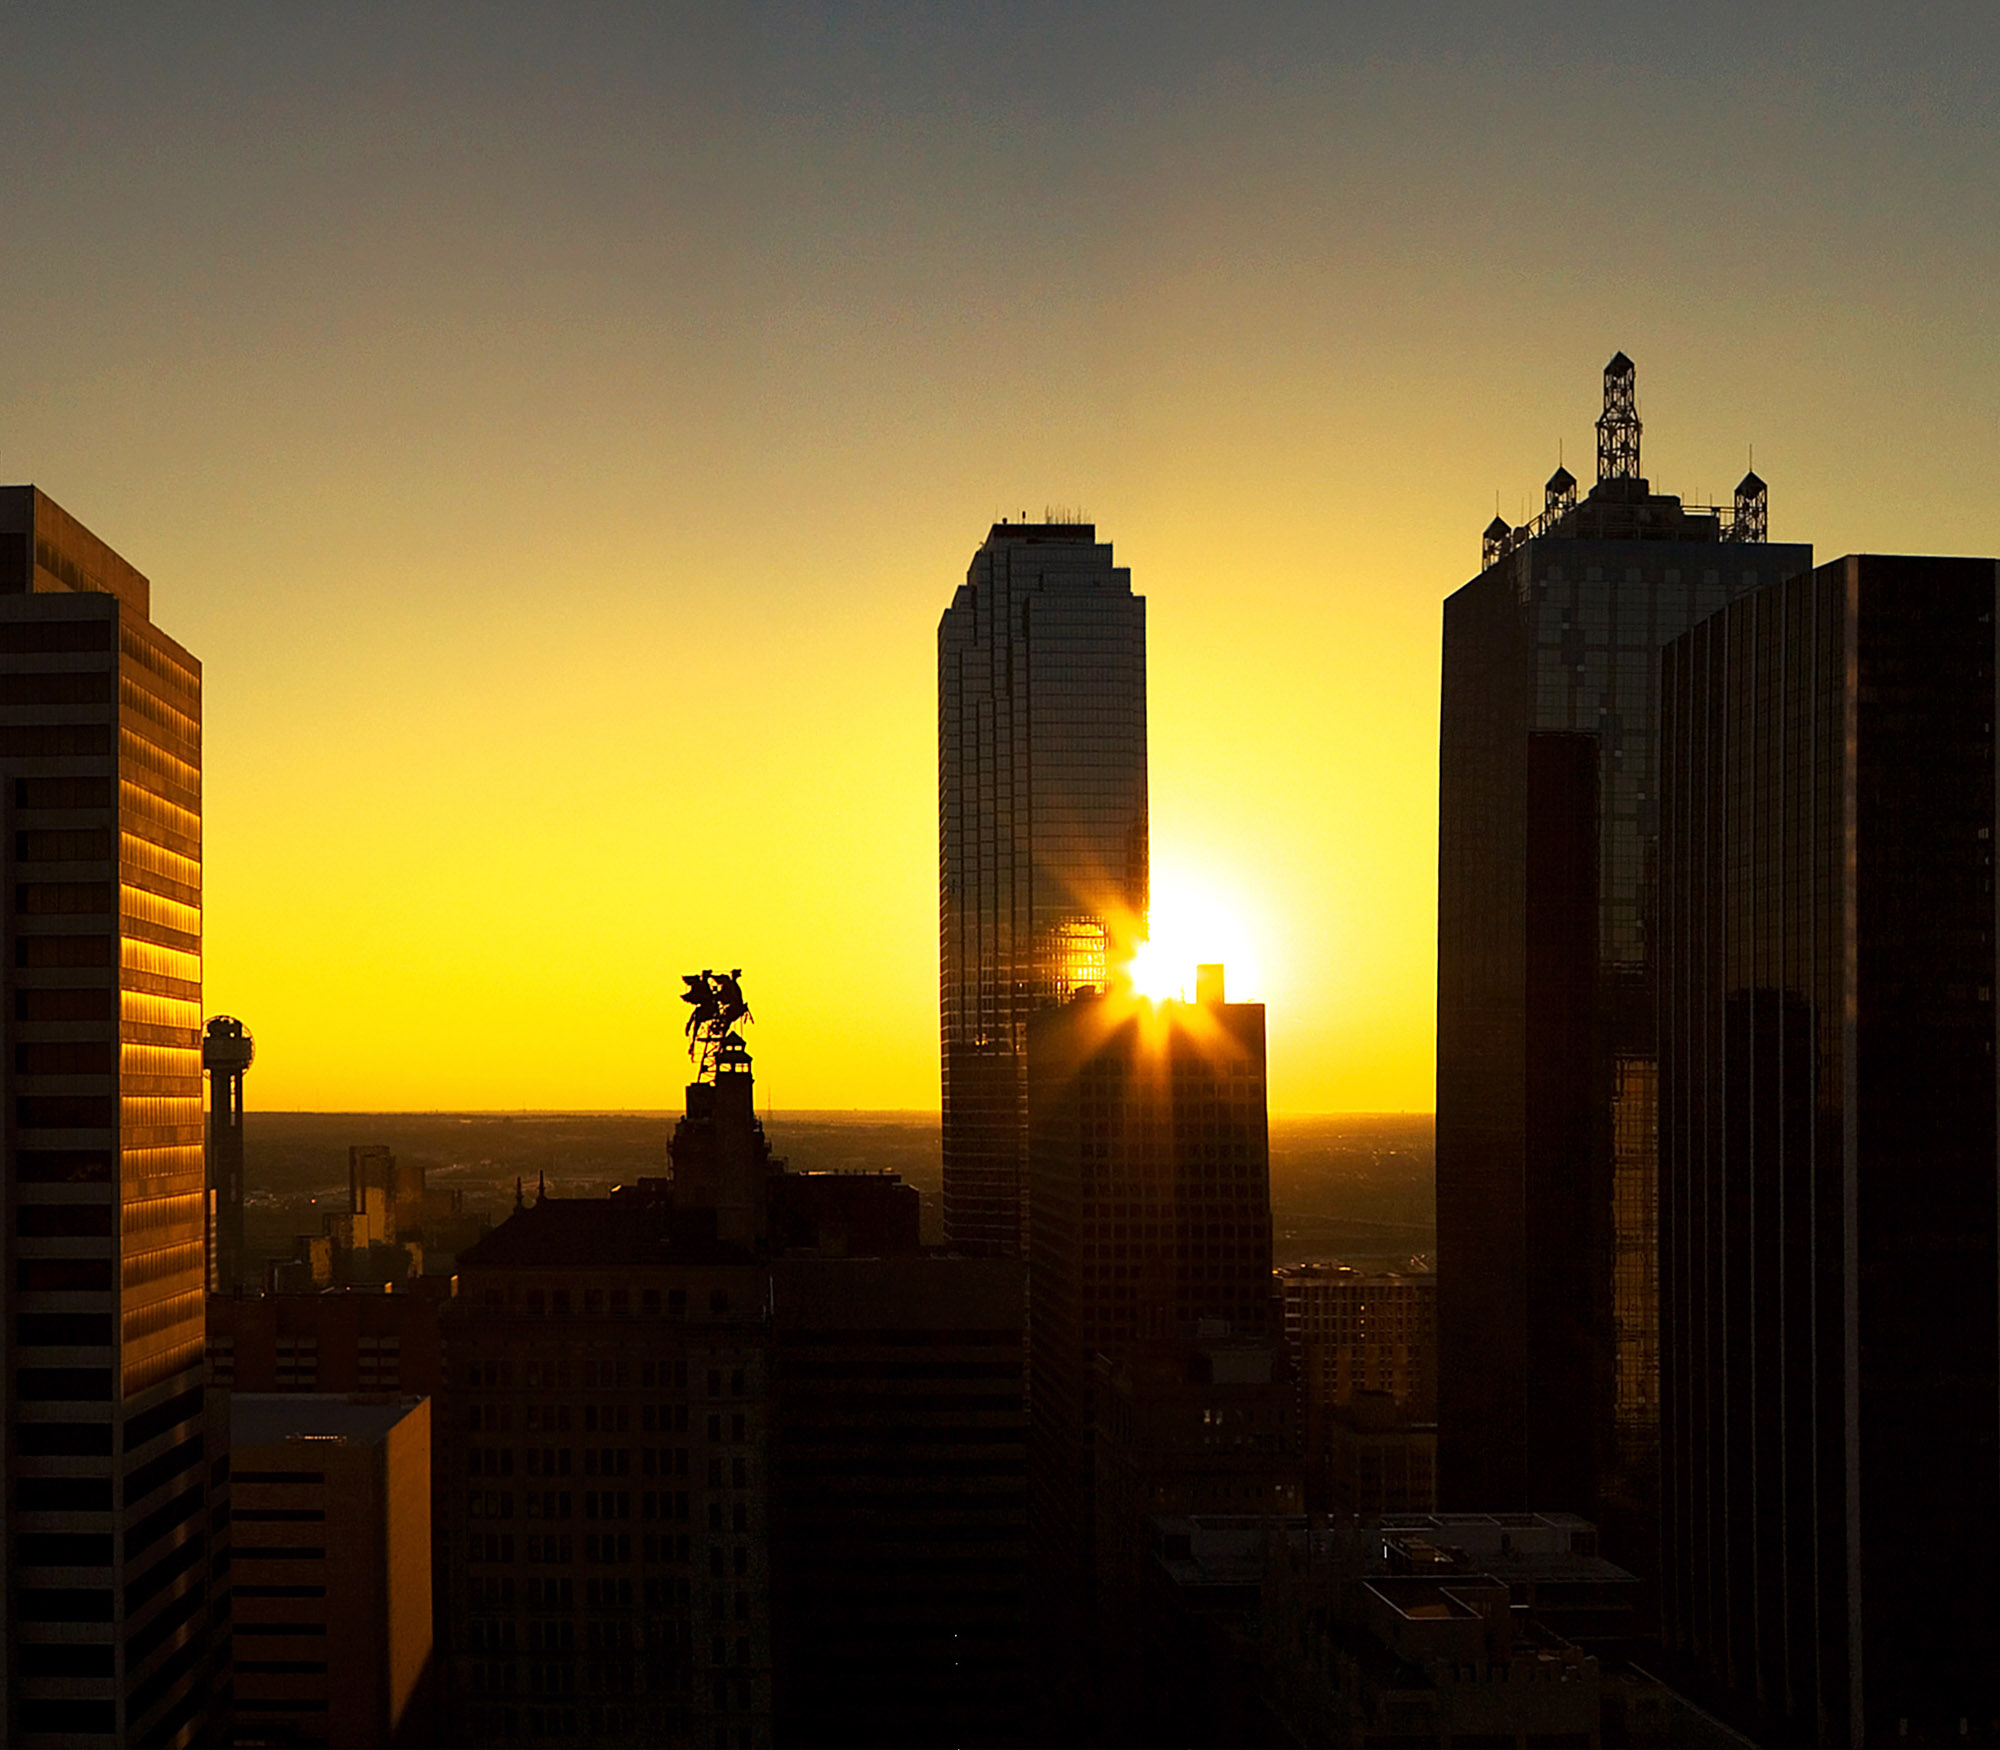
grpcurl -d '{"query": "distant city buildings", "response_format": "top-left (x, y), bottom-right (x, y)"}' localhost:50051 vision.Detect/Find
top-left (272, 1143), bottom-right (488, 1290)
top-left (2, 485), bottom-right (225, 1748)
top-left (230, 1393), bottom-right (433, 1748)
top-left (1657, 553), bottom-right (2000, 1747)
top-left (1434, 357), bottom-right (1812, 1549)
top-left (939, 520), bottom-right (1149, 1257)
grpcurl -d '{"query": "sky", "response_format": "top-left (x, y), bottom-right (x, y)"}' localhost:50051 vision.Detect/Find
top-left (3, 3), bottom-right (1996, 1112)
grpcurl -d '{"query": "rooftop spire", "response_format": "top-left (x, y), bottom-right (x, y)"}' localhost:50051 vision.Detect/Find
top-left (1596, 352), bottom-right (1642, 482)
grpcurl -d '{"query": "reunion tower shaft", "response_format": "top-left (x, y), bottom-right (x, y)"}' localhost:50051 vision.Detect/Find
top-left (203, 1016), bottom-right (254, 1293)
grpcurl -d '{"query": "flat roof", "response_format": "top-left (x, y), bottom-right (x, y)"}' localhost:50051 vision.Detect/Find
top-left (230, 1393), bottom-right (425, 1450)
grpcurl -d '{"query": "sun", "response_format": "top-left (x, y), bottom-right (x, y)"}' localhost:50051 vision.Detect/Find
top-left (1120, 871), bottom-right (1264, 1005)
top-left (1127, 937), bottom-right (1185, 1003)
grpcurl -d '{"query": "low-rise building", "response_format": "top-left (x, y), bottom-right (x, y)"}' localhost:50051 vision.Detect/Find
top-left (1139, 1512), bottom-right (1644, 1748)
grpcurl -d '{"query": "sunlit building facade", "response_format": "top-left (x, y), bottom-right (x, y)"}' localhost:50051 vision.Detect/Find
top-left (2, 486), bottom-right (223, 1746)
top-left (939, 521), bottom-right (1148, 1256)
top-left (231, 1393), bottom-right (433, 1748)
top-left (1434, 358), bottom-right (1811, 1553)
top-left (1658, 554), bottom-right (2000, 1748)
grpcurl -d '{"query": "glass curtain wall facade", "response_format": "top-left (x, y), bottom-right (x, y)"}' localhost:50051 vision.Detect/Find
top-left (1436, 442), bottom-right (1809, 1546)
top-left (939, 523), bottom-right (1147, 1257)
top-left (2, 487), bottom-right (219, 1749)
top-left (1658, 554), bottom-right (2000, 1749)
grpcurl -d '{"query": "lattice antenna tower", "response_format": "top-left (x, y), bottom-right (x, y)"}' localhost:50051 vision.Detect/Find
top-left (1732, 458), bottom-right (1769, 543)
top-left (1595, 351), bottom-right (1642, 481)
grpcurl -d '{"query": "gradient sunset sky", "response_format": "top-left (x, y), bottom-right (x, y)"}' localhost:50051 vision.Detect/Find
top-left (4, 4), bottom-right (1995, 1111)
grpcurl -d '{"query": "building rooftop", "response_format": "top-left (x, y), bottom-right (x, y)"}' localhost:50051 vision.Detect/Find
top-left (231, 1392), bottom-right (424, 1449)
top-left (457, 1193), bottom-right (676, 1268)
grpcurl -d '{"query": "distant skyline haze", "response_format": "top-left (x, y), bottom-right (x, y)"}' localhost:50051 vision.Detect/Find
top-left (3, 3), bottom-right (1995, 1109)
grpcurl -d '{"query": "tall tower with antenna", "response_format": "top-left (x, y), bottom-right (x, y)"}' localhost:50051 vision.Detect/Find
top-left (1436, 355), bottom-right (1812, 1569)
top-left (1595, 351), bottom-right (1642, 482)
top-left (203, 1016), bottom-right (255, 1293)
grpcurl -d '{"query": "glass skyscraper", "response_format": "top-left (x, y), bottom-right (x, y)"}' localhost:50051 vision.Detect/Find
top-left (2, 486), bottom-right (223, 1748)
top-left (1658, 554), bottom-right (2000, 1749)
top-left (1434, 358), bottom-right (1810, 1548)
top-left (939, 522), bottom-right (1147, 1256)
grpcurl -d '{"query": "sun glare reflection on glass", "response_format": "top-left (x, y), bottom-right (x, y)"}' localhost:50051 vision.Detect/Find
top-left (1123, 883), bottom-right (1263, 1005)
top-left (1127, 938), bottom-right (1185, 1003)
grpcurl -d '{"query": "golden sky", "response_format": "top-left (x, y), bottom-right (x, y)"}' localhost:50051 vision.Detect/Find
top-left (4, 5), bottom-right (1996, 1111)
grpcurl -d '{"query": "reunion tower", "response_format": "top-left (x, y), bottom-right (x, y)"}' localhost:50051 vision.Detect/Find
top-left (203, 1015), bottom-right (255, 1293)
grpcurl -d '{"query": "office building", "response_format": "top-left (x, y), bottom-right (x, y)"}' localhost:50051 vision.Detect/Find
top-left (202, 1014), bottom-right (253, 1293)
top-left (1435, 357), bottom-right (1811, 1536)
top-left (1139, 1513), bottom-right (1643, 1749)
top-left (1025, 969), bottom-right (1271, 1721)
top-left (1091, 1326), bottom-right (1301, 1725)
top-left (208, 1282), bottom-right (450, 1397)
top-left (939, 520), bottom-right (1148, 1255)
top-left (1657, 554), bottom-right (2000, 1747)
top-left (2, 486), bottom-right (224, 1747)
top-left (443, 1189), bottom-right (774, 1749)
top-left (769, 1255), bottom-right (1028, 1747)
top-left (440, 1025), bottom-right (1028, 1749)
top-left (1276, 1263), bottom-right (1437, 1513)
top-left (231, 1394), bottom-right (433, 1749)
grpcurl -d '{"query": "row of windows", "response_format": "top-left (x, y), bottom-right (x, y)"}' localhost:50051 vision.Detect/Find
top-left (116, 729), bottom-right (198, 804)
top-left (467, 1359), bottom-right (746, 1397)
top-left (118, 625), bottom-right (199, 701)
top-left (120, 782), bottom-right (200, 855)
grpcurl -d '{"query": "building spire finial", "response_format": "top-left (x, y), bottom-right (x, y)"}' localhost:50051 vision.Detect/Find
top-left (1596, 352), bottom-right (1642, 482)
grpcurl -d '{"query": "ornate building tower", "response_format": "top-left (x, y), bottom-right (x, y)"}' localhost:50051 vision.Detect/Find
top-left (1435, 359), bottom-right (1810, 1564)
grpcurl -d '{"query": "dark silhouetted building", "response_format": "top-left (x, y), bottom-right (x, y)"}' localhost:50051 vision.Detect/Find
top-left (443, 1191), bottom-right (774, 1748)
top-left (203, 1015), bottom-right (254, 1293)
top-left (1092, 1326), bottom-right (1301, 1729)
top-left (1658, 553), bottom-right (2000, 1748)
top-left (439, 1036), bottom-right (1027, 1749)
top-left (1435, 358), bottom-right (1811, 1543)
top-left (1276, 1263), bottom-right (1437, 1511)
top-left (207, 1284), bottom-right (450, 1398)
top-left (940, 521), bottom-right (1148, 1256)
top-left (1276, 1263), bottom-right (1435, 1417)
top-left (1025, 973), bottom-right (1271, 1726)
top-left (2, 485), bottom-right (226, 1748)
top-left (230, 1393), bottom-right (433, 1748)
top-left (770, 1255), bottom-right (1027, 1747)
top-left (1140, 1512), bottom-right (1644, 1749)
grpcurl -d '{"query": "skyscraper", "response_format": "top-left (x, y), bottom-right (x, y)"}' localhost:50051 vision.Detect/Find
top-left (1657, 553), bottom-right (2000, 1749)
top-left (1434, 359), bottom-right (1811, 1538)
top-left (1025, 970), bottom-right (1272, 1725)
top-left (2, 486), bottom-right (223, 1747)
top-left (939, 521), bottom-right (1148, 1256)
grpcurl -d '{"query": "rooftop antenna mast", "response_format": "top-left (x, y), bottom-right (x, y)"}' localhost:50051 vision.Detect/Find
top-left (1596, 352), bottom-right (1642, 482)
top-left (1731, 446), bottom-right (1769, 544)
